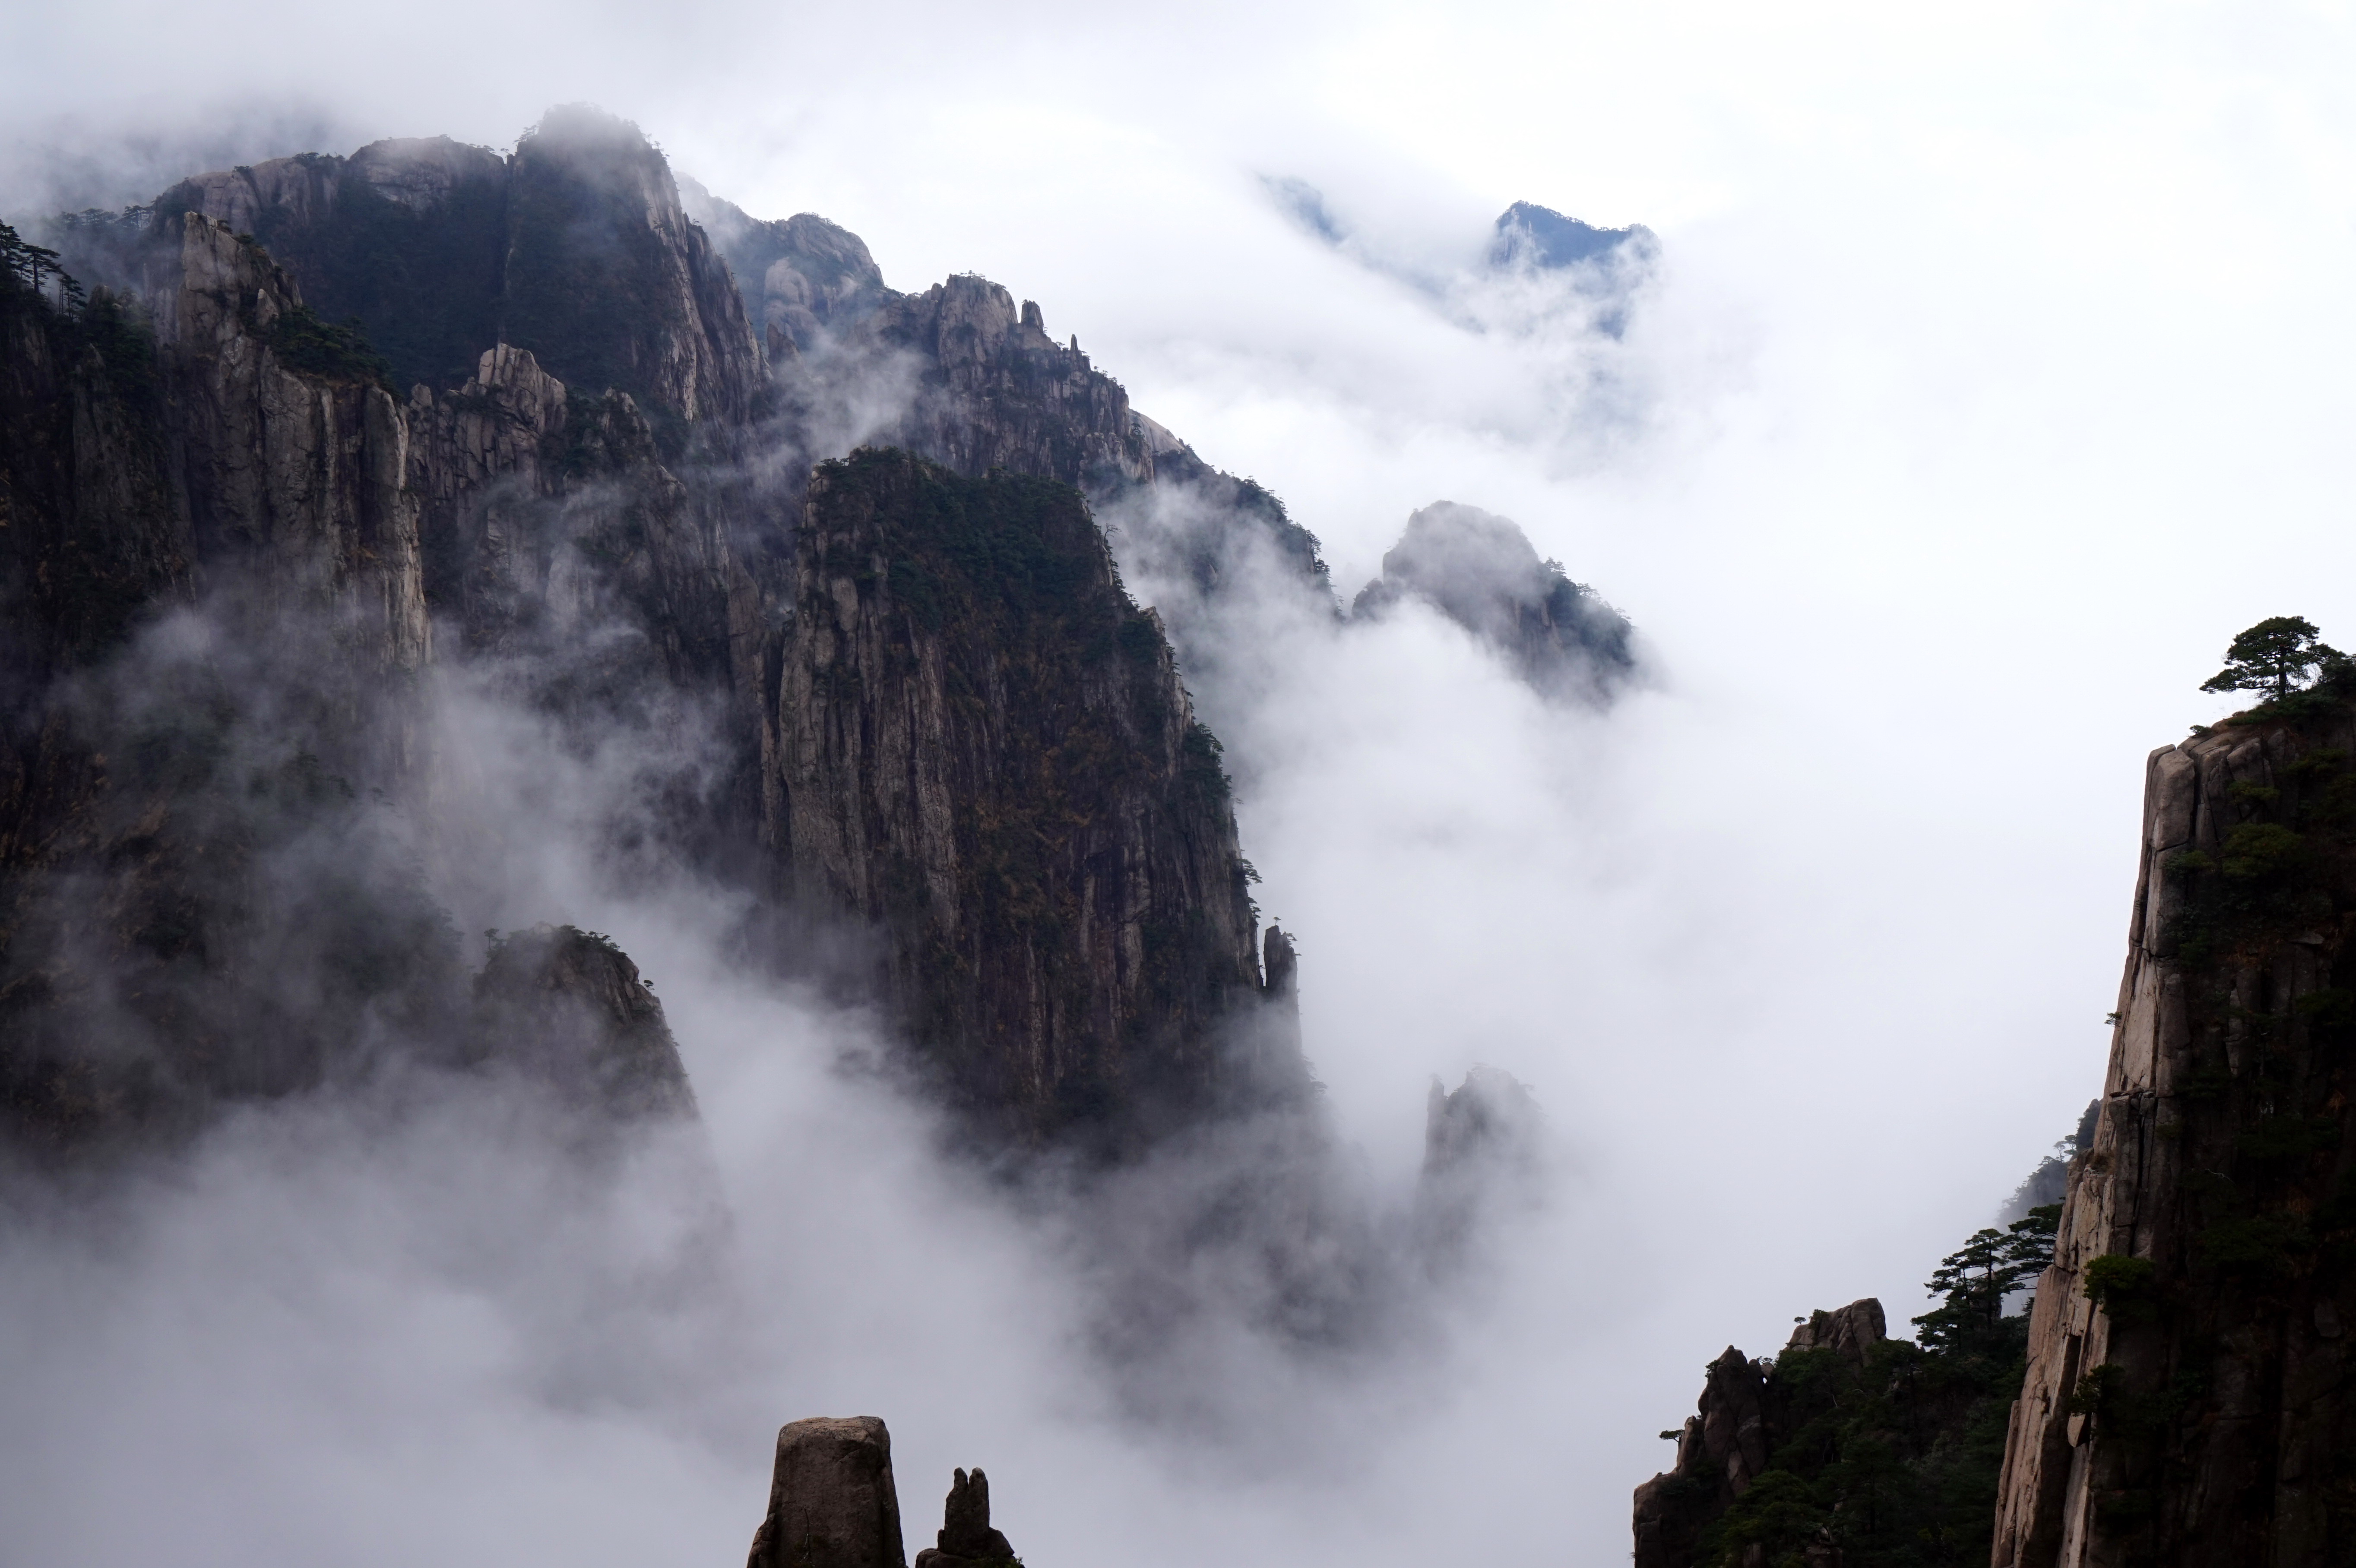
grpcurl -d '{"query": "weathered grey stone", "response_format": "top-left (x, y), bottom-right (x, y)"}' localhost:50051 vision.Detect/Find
top-left (1351, 500), bottom-right (1633, 702)
top-left (1991, 714), bottom-right (2356, 1568)
top-left (1782, 1297), bottom-right (1885, 1360)
top-left (912, 1467), bottom-right (1017, 1568)
top-left (745, 1417), bottom-right (907, 1568)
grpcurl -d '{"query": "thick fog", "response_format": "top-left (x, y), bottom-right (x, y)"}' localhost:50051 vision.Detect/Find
top-left (9, 1), bottom-right (2356, 1564)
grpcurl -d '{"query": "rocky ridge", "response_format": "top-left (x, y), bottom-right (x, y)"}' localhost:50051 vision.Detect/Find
top-left (4, 107), bottom-right (1316, 1157)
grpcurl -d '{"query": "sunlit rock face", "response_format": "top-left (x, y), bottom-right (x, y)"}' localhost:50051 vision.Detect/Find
top-left (1992, 711), bottom-right (2356, 1568)
top-left (1352, 500), bottom-right (1636, 703)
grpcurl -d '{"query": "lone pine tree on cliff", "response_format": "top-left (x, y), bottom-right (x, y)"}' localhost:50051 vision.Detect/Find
top-left (2201, 615), bottom-right (2343, 702)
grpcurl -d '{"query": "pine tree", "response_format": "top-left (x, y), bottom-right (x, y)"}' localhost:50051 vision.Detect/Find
top-left (2201, 616), bottom-right (2341, 702)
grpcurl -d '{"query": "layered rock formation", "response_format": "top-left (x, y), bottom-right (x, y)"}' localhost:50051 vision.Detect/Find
top-left (1991, 708), bottom-right (2356, 1566)
top-left (1352, 500), bottom-right (1635, 702)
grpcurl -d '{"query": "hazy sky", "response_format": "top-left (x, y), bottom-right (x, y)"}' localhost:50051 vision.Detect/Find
top-left (5, 0), bottom-right (2356, 1563)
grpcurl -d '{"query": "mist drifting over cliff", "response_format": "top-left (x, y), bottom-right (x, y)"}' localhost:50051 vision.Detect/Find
top-left (8, 0), bottom-right (2356, 1565)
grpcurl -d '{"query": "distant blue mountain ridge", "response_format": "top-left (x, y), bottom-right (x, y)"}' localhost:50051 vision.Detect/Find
top-left (1487, 200), bottom-right (1653, 272)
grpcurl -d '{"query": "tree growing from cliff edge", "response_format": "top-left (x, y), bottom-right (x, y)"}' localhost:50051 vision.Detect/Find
top-left (2201, 616), bottom-right (2343, 703)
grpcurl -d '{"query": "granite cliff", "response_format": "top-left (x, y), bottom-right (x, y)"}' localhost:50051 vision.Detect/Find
top-left (764, 449), bottom-right (1276, 1146)
top-left (1990, 703), bottom-right (2356, 1567)
top-left (3, 107), bottom-right (1314, 1159)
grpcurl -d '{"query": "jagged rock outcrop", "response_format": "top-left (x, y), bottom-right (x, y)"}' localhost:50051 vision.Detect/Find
top-left (1632, 1302), bottom-right (1896, 1568)
top-left (1786, 1297), bottom-right (1889, 1359)
top-left (681, 177), bottom-right (889, 353)
top-left (1413, 1065), bottom-right (1543, 1268)
top-left (1634, 1344), bottom-right (1775, 1568)
top-left (0, 217), bottom-right (718, 1151)
top-left (128, 108), bottom-right (764, 424)
top-left (1487, 200), bottom-right (1657, 272)
top-left (1352, 501), bottom-right (1634, 702)
top-left (470, 923), bottom-right (694, 1122)
top-left (10, 111), bottom-right (1313, 1163)
top-left (156, 214), bottom-right (430, 680)
top-left (763, 447), bottom-right (1285, 1148)
top-left (1991, 708), bottom-right (2356, 1567)
top-left (745, 1416), bottom-right (908, 1568)
top-left (913, 1468), bottom-right (1018, 1568)
top-left (871, 277), bottom-right (1150, 491)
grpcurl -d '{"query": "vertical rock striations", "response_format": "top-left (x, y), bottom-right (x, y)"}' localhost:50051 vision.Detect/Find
top-left (157, 213), bottom-right (430, 681)
top-left (9, 110), bottom-right (1320, 1161)
top-left (764, 448), bottom-right (1279, 1148)
top-left (1991, 709), bottom-right (2356, 1567)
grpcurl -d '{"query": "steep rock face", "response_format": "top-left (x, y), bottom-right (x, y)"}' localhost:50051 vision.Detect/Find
top-left (154, 137), bottom-right (510, 394)
top-left (745, 1416), bottom-right (908, 1568)
top-left (1991, 712), bottom-right (2356, 1568)
top-left (1634, 1344), bottom-right (1776, 1568)
top-left (680, 177), bottom-right (889, 353)
top-left (402, 343), bottom-right (570, 643)
top-left (874, 277), bottom-right (1151, 490)
top-left (0, 278), bottom-right (185, 691)
top-left (763, 448), bottom-right (1277, 1146)
top-left (14, 115), bottom-right (1312, 1161)
top-left (404, 343), bottom-right (741, 685)
top-left (0, 215), bottom-right (704, 1152)
top-left (143, 110), bottom-right (763, 424)
top-left (470, 924), bottom-right (694, 1123)
top-left (156, 214), bottom-right (429, 680)
top-left (501, 107), bottom-right (764, 426)
top-left (1352, 500), bottom-right (1633, 702)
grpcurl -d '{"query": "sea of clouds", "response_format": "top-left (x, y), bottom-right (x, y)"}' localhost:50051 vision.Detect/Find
top-left (6, 0), bottom-right (2356, 1562)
